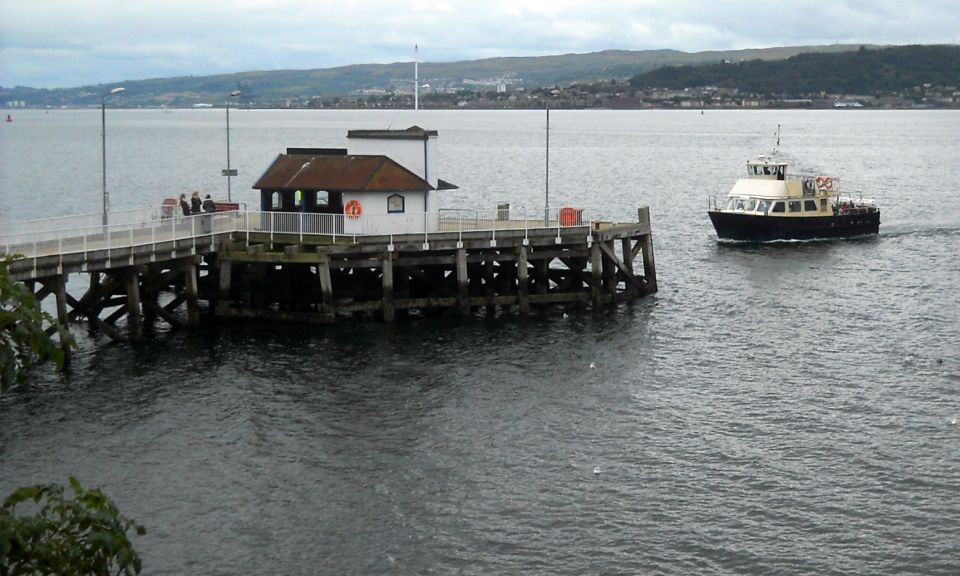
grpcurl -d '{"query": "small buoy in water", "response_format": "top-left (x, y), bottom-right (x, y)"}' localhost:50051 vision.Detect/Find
top-left (562, 312), bottom-right (568, 319)
top-left (589, 362), bottom-right (595, 369)
top-left (593, 466), bottom-right (601, 475)
top-left (5, 114), bottom-right (11, 123)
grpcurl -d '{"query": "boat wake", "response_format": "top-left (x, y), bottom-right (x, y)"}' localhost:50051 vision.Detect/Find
top-left (879, 224), bottom-right (960, 240)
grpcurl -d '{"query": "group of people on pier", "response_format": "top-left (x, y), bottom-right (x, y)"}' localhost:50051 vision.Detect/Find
top-left (179, 191), bottom-right (216, 216)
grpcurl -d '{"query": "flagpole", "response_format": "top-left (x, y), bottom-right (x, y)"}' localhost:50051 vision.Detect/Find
top-left (544, 105), bottom-right (550, 225)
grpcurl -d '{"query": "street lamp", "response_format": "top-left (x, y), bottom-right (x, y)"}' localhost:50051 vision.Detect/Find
top-left (224, 90), bottom-right (242, 202)
top-left (101, 86), bottom-right (125, 226)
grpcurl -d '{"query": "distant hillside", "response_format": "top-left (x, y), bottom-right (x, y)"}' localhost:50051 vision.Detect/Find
top-left (628, 45), bottom-right (960, 95)
top-left (1, 44), bottom-right (876, 108)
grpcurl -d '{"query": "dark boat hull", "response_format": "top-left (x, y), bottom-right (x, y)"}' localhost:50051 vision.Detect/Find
top-left (707, 210), bottom-right (880, 241)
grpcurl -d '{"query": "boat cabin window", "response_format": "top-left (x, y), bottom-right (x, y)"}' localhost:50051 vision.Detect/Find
top-left (804, 200), bottom-right (818, 212)
top-left (820, 198), bottom-right (827, 211)
top-left (724, 198), bottom-right (737, 210)
top-left (775, 165), bottom-right (785, 180)
top-left (788, 200), bottom-right (801, 213)
top-left (746, 199), bottom-right (757, 212)
top-left (771, 201), bottom-right (784, 213)
top-left (756, 200), bottom-right (770, 213)
top-left (735, 198), bottom-right (746, 211)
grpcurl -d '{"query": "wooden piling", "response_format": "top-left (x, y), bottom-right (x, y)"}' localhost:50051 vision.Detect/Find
top-left (124, 268), bottom-right (143, 342)
top-left (516, 245), bottom-right (530, 315)
top-left (184, 260), bottom-right (199, 327)
top-left (382, 251), bottom-right (395, 322)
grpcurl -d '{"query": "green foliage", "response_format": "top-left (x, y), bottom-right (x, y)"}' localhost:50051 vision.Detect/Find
top-left (629, 45), bottom-right (960, 96)
top-left (0, 477), bottom-right (146, 575)
top-left (0, 256), bottom-right (74, 392)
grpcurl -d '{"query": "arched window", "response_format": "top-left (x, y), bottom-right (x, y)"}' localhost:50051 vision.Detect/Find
top-left (387, 193), bottom-right (405, 213)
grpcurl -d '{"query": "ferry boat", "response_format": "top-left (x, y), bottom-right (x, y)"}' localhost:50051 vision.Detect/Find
top-left (708, 155), bottom-right (880, 241)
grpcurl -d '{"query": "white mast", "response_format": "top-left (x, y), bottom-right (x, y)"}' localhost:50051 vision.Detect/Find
top-left (414, 44), bottom-right (419, 111)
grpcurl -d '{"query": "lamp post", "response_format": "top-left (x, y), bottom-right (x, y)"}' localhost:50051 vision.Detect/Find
top-left (101, 86), bottom-right (125, 226)
top-left (224, 90), bottom-right (242, 202)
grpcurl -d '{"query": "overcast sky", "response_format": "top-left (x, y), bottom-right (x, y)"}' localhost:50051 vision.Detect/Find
top-left (2, 0), bottom-right (958, 89)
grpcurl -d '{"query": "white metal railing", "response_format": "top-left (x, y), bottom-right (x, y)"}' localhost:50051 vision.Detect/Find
top-left (1, 211), bottom-right (236, 262)
top-left (0, 206), bottom-right (162, 239)
top-left (2, 206), bottom-right (595, 261)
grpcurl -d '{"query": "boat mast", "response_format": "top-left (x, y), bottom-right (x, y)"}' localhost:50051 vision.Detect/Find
top-left (414, 44), bottom-right (419, 112)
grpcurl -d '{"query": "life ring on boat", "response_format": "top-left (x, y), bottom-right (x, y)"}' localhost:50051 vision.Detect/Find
top-left (816, 176), bottom-right (833, 191)
top-left (344, 199), bottom-right (363, 219)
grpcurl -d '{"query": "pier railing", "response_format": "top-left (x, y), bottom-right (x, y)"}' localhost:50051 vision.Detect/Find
top-left (1, 211), bottom-right (237, 261)
top-left (1, 207), bottom-right (163, 240)
top-left (1, 206), bottom-right (594, 260)
top-left (232, 207), bottom-right (591, 244)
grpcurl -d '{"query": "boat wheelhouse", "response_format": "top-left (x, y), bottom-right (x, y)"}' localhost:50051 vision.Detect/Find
top-left (707, 155), bottom-right (880, 241)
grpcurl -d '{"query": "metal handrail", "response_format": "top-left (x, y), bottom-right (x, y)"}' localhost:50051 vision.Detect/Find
top-left (2, 207), bottom-right (597, 260)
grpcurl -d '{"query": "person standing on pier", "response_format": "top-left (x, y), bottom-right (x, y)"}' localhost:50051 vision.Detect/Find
top-left (202, 194), bottom-right (216, 213)
top-left (201, 194), bottom-right (216, 232)
top-left (190, 191), bottom-right (202, 214)
top-left (179, 193), bottom-right (190, 216)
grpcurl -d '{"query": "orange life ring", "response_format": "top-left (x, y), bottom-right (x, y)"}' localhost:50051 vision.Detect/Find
top-left (559, 206), bottom-right (578, 226)
top-left (344, 199), bottom-right (363, 219)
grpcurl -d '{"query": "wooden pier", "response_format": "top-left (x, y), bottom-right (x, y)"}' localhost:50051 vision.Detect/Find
top-left (3, 207), bottom-right (656, 348)
top-left (215, 208), bottom-right (656, 323)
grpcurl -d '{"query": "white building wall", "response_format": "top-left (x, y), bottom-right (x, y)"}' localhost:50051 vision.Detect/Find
top-left (341, 190), bottom-right (437, 235)
top-left (347, 136), bottom-right (438, 189)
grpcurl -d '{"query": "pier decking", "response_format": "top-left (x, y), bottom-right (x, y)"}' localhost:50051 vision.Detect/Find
top-left (2, 206), bottom-right (656, 350)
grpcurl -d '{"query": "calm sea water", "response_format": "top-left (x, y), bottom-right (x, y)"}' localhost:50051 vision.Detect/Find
top-left (2, 109), bottom-right (959, 575)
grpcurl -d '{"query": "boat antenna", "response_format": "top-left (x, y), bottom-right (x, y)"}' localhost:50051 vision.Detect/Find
top-left (773, 124), bottom-right (781, 154)
top-left (414, 44), bottom-right (419, 112)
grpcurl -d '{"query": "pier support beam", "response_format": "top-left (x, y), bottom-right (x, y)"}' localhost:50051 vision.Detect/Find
top-left (516, 245), bottom-right (530, 315)
top-left (590, 240), bottom-right (602, 308)
top-left (484, 258), bottom-right (496, 316)
top-left (382, 252), bottom-right (395, 322)
top-left (641, 234), bottom-right (657, 293)
top-left (49, 275), bottom-right (72, 363)
top-left (184, 260), bottom-right (199, 327)
top-left (124, 268), bottom-right (143, 342)
top-left (603, 240), bottom-right (618, 298)
top-left (621, 238), bottom-right (635, 295)
top-left (456, 248), bottom-right (470, 316)
top-left (218, 260), bottom-right (232, 302)
top-left (318, 254), bottom-right (335, 321)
